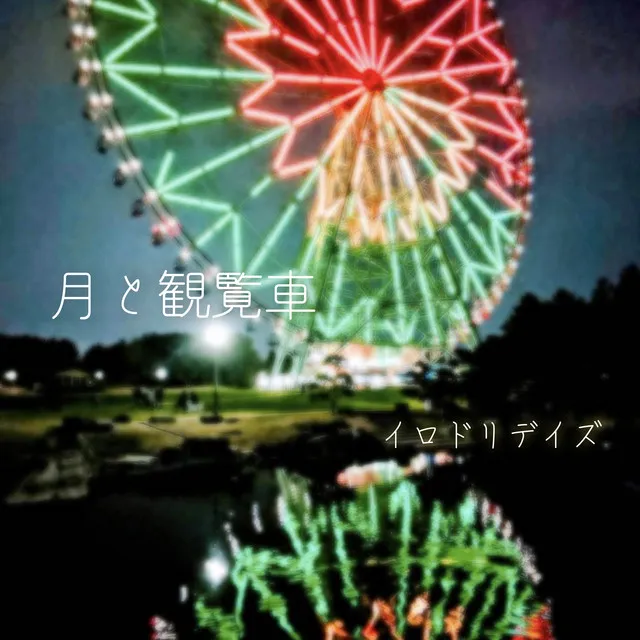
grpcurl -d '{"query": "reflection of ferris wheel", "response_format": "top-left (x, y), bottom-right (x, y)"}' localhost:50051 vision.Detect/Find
top-left (66, 0), bottom-right (533, 362)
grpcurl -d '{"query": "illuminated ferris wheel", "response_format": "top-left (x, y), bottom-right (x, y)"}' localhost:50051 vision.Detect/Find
top-left (66, 0), bottom-right (533, 368)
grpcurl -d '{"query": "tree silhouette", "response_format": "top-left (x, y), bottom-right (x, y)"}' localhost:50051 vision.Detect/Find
top-left (455, 263), bottom-right (640, 443)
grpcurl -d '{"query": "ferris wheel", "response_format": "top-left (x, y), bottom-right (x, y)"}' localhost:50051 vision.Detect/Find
top-left (65, 0), bottom-right (533, 368)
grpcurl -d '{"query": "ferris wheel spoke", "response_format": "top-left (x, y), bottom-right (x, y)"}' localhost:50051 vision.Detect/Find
top-left (384, 211), bottom-right (409, 336)
top-left (389, 88), bottom-right (524, 178)
top-left (366, 0), bottom-right (378, 67)
top-left (94, 0), bottom-right (153, 22)
top-left (468, 191), bottom-right (521, 236)
top-left (387, 88), bottom-right (475, 149)
top-left (443, 227), bottom-right (488, 300)
top-left (158, 125), bottom-right (288, 194)
top-left (105, 63), bottom-right (268, 82)
top-left (103, 22), bottom-right (157, 64)
top-left (122, 107), bottom-right (235, 137)
top-left (316, 296), bottom-right (376, 342)
top-left (326, 239), bottom-right (348, 328)
top-left (411, 246), bottom-right (445, 345)
top-left (226, 19), bottom-right (322, 68)
top-left (283, 0), bottom-right (365, 73)
top-left (447, 195), bottom-right (504, 272)
top-left (382, 0), bottom-right (465, 76)
top-left (262, 92), bottom-right (371, 267)
top-left (454, 110), bottom-right (524, 144)
top-left (249, 92), bottom-right (367, 277)
top-left (389, 61), bottom-right (513, 86)
top-left (381, 99), bottom-right (450, 232)
top-left (246, 167), bottom-right (319, 274)
top-left (392, 91), bottom-right (523, 192)
top-left (163, 194), bottom-right (234, 214)
top-left (465, 191), bottom-right (521, 267)
top-left (107, 71), bottom-right (178, 118)
top-left (385, 94), bottom-right (518, 276)
top-left (484, 178), bottom-right (523, 211)
top-left (273, 87), bottom-right (366, 178)
top-left (417, 208), bottom-right (457, 299)
top-left (371, 109), bottom-right (433, 339)
top-left (386, 100), bottom-right (473, 182)
top-left (193, 212), bottom-right (236, 252)
top-left (377, 100), bottom-right (465, 318)
top-left (342, 0), bottom-right (371, 67)
top-left (133, 0), bottom-right (156, 16)
top-left (383, 96), bottom-right (468, 222)
top-left (315, 0), bottom-right (367, 69)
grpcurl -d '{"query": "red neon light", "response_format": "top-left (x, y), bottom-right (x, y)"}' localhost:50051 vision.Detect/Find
top-left (223, 0), bottom-right (532, 207)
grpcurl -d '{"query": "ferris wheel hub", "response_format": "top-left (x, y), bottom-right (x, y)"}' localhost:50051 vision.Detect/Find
top-left (362, 68), bottom-right (385, 93)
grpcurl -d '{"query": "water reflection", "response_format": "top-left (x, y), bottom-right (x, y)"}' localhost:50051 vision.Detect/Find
top-left (196, 463), bottom-right (554, 639)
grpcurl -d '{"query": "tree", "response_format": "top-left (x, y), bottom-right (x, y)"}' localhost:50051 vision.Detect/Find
top-left (81, 332), bottom-right (264, 388)
top-left (409, 355), bottom-right (462, 417)
top-left (0, 335), bottom-right (79, 386)
top-left (456, 263), bottom-right (640, 442)
top-left (315, 353), bottom-right (353, 414)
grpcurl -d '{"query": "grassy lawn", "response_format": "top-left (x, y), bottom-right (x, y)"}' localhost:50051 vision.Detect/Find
top-left (0, 386), bottom-right (422, 449)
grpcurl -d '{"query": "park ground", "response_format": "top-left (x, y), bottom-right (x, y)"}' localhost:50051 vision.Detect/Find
top-left (0, 384), bottom-right (614, 457)
top-left (0, 386), bottom-right (429, 453)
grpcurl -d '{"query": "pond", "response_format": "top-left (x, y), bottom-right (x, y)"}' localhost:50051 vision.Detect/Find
top-left (1, 424), bottom-right (631, 639)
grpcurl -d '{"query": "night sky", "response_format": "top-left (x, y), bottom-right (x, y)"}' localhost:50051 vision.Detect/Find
top-left (0, 0), bottom-right (639, 353)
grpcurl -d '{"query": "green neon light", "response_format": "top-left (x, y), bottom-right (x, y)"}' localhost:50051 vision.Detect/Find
top-left (450, 196), bottom-right (501, 271)
top-left (446, 228), bottom-right (487, 299)
top-left (124, 108), bottom-right (234, 136)
top-left (163, 193), bottom-right (232, 213)
top-left (161, 125), bottom-right (288, 193)
top-left (411, 247), bottom-right (443, 344)
top-left (469, 192), bottom-right (518, 246)
top-left (195, 212), bottom-right (234, 247)
top-left (107, 71), bottom-right (178, 118)
top-left (233, 214), bottom-right (242, 272)
top-left (249, 174), bottom-right (273, 199)
top-left (181, 107), bottom-right (235, 125)
top-left (134, 0), bottom-right (157, 16)
top-left (105, 63), bottom-right (268, 81)
top-left (95, 0), bottom-right (151, 22)
top-left (328, 240), bottom-right (347, 326)
top-left (104, 22), bottom-right (157, 64)
top-left (156, 151), bottom-right (174, 188)
top-left (247, 166), bottom-right (319, 273)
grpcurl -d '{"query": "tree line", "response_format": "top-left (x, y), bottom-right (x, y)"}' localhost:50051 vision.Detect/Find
top-left (2, 263), bottom-right (638, 404)
top-left (413, 264), bottom-right (640, 435)
top-left (0, 332), bottom-right (264, 388)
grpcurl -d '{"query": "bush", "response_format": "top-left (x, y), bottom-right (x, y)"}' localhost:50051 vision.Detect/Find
top-left (148, 416), bottom-right (176, 424)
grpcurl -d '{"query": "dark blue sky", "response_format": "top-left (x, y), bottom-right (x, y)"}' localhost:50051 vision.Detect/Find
top-left (1, 0), bottom-right (639, 352)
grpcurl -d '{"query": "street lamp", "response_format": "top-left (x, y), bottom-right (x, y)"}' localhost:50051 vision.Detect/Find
top-left (94, 370), bottom-right (105, 382)
top-left (155, 366), bottom-right (168, 382)
top-left (204, 324), bottom-right (233, 421)
top-left (3, 370), bottom-right (18, 384)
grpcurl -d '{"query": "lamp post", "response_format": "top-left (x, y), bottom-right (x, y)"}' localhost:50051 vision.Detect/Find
top-left (204, 325), bottom-right (233, 422)
top-left (3, 370), bottom-right (18, 385)
top-left (154, 367), bottom-right (168, 409)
